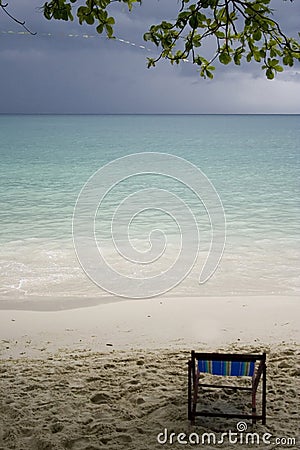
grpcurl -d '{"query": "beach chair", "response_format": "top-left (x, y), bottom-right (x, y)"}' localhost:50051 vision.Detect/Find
top-left (188, 351), bottom-right (266, 425)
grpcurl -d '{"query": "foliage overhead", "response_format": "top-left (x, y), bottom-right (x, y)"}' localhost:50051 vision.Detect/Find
top-left (2, 0), bottom-right (300, 79)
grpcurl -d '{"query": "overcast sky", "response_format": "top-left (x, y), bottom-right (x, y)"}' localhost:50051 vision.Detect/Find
top-left (0, 0), bottom-right (299, 113)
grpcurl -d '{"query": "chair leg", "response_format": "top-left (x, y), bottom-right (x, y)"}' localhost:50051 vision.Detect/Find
top-left (251, 374), bottom-right (256, 425)
top-left (252, 389), bottom-right (257, 425)
top-left (191, 373), bottom-right (199, 425)
top-left (262, 364), bottom-right (267, 425)
top-left (188, 361), bottom-right (192, 421)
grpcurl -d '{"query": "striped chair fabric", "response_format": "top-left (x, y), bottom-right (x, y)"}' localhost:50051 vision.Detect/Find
top-left (198, 359), bottom-right (255, 377)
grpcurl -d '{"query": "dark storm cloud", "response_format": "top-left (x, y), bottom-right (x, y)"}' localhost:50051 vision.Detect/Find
top-left (0, 0), bottom-right (299, 113)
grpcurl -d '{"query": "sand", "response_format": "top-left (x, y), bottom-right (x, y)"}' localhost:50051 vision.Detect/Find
top-left (0, 296), bottom-right (299, 449)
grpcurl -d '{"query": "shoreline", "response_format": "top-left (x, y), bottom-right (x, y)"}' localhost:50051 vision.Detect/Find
top-left (0, 295), bottom-right (120, 312)
top-left (0, 295), bottom-right (298, 359)
top-left (1, 293), bottom-right (299, 312)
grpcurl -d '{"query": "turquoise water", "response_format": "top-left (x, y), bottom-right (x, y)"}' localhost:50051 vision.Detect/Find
top-left (0, 115), bottom-right (299, 303)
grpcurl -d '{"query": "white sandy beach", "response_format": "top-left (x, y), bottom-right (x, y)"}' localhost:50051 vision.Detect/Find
top-left (0, 296), bottom-right (299, 449)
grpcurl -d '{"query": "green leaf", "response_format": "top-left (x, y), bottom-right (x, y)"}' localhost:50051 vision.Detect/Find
top-left (85, 15), bottom-right (94, 25)
top-left (275, 65), bottom-right (283, 72)
top-left (268, 58), bottom-right (279, 67)
top-left (44, 7), bottom-right (51, 20)
top-left (283, 55), bottom-right (294, 67)
top-left (105, 24), bottom-right (113, 37)
top-left (253, 51), bottom-right (261, 62)
top-left (147, 58), bottom-right (156, 68)
top-left (189, 14), bottom-right (198, 29)
top-left (215, 31), bottom-right (225, 39)
top-left (219, 52), bottom-right (231, 65)
top-left (234, 55), bottom-right (241, 65)
top-left (266, 68), bottom-right (274, 79)
top-left (253, 30), bottom-right (262, 41)
top-left (259, 49), bottom-right (266, 58)
top-left (96, 23), bottom-right (104, 34)
top-left (107, 16), bottom-right (115, 25)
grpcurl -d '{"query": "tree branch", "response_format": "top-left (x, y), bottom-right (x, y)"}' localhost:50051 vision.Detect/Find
top-left (0, 1), bottom-right (36, 35)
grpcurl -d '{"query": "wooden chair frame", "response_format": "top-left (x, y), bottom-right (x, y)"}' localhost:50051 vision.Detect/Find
top-left (188, 351), bottom-right (266, 425)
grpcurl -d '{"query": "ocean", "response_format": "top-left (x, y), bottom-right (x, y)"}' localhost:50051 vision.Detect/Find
top-left (0, 114), bottom-right (299, 306)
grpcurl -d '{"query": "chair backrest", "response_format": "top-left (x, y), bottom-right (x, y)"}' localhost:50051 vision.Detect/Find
top-left (192, 352), bottom-right (266, 377)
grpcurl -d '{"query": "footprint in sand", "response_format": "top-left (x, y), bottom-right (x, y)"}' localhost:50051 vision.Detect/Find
top-left (90, 392), bottom-right (111, 404)
top-left (113, 433), bottom-right (133, 444)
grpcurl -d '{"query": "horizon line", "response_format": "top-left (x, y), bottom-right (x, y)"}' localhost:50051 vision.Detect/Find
top-left (1, 113), bottom-right (300, 116)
